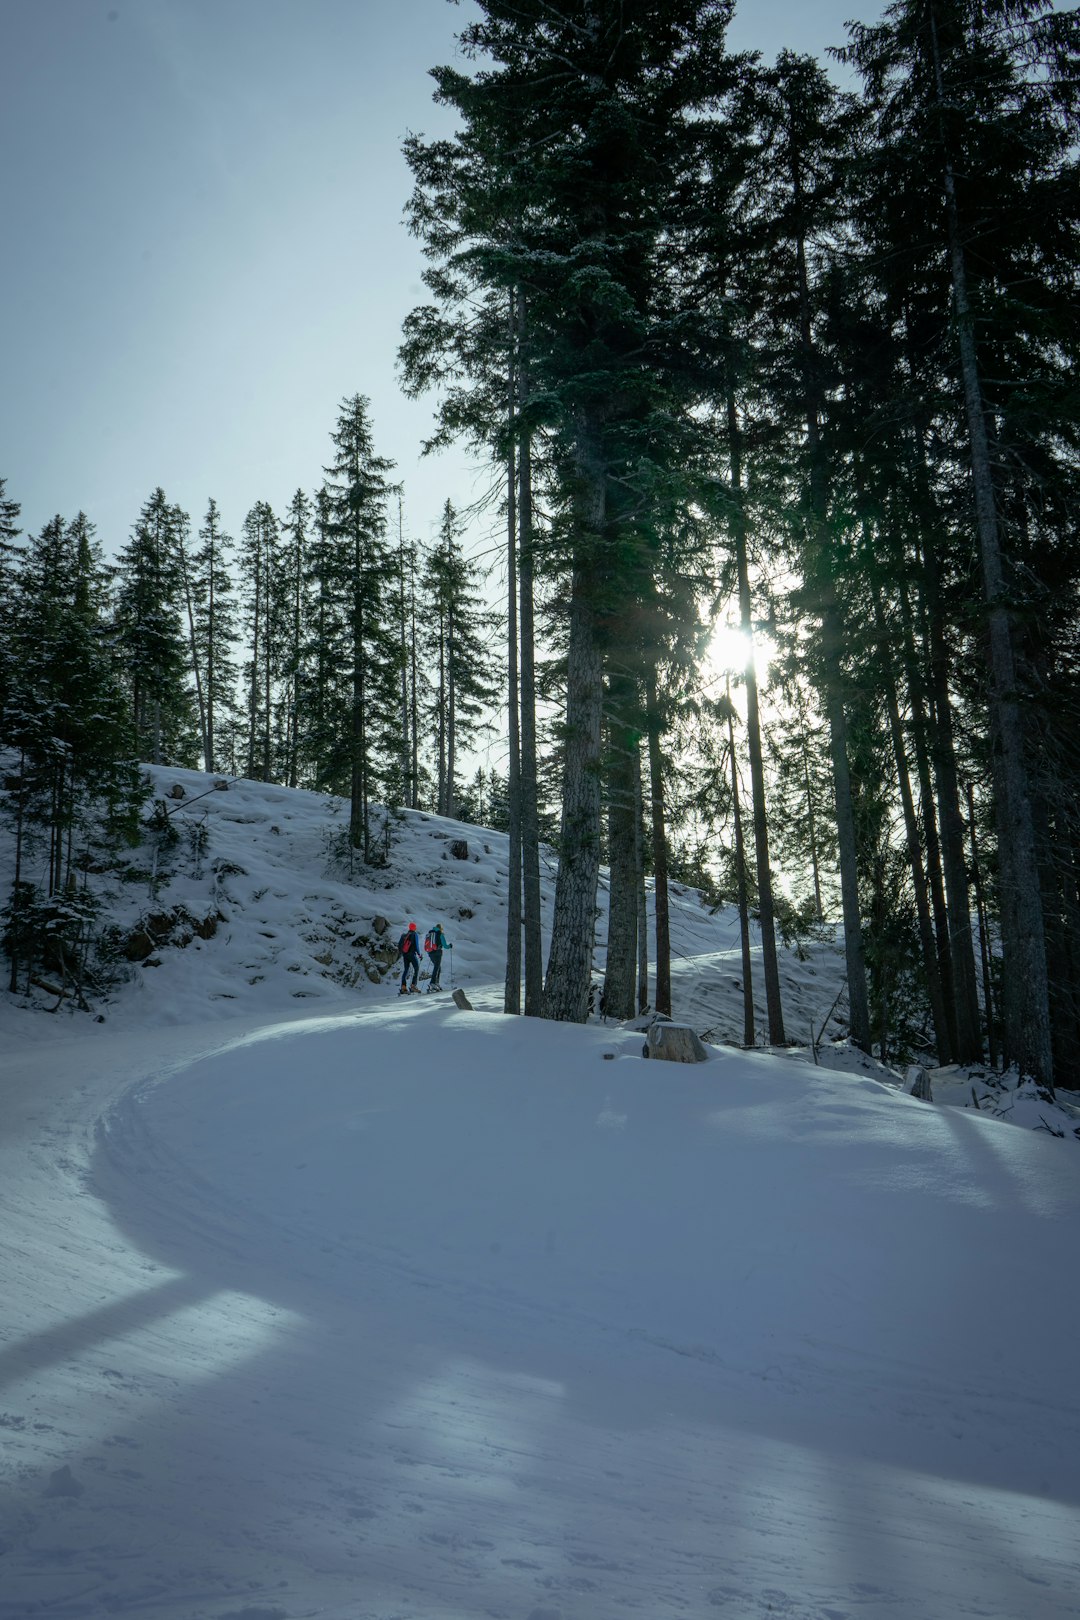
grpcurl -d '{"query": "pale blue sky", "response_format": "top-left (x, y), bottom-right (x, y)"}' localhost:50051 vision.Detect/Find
top-left (1, 0), bottom-right (864, 563)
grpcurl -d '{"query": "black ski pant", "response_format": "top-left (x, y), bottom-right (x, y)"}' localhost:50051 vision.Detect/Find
top-left (401, 951), bottom-right (419, 989)
top-left (429, 949), bottom-right (443, 987)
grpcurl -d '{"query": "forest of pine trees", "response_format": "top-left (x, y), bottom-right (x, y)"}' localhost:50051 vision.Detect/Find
top-left (2, 0), bottom-right (1077, 1089)
top-left (0, 395), bottom-right (500, 998)
top-left (400, 0), bottom-right (1078, 1080)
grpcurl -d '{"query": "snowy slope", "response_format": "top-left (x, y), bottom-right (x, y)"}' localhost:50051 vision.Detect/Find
top-left (0, 763), bottom-right (857, 1055)
top-left (2, 770), bottom-right (1079, 1619)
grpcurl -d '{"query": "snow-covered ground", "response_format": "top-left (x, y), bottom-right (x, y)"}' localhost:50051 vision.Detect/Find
top-left (2, 769), bottom-right (1079, 1619)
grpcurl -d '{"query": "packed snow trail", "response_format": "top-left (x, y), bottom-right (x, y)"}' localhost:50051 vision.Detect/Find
top-left (1, 1003), bottom-right (1079, 1619)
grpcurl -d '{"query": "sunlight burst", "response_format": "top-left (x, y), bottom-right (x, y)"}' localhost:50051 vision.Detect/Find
top-left (705, 621), bottom-right (774, 682)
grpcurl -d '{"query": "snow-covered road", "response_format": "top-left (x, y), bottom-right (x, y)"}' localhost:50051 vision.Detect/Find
top-left (2, 1005), bottom-right (1079, 1620)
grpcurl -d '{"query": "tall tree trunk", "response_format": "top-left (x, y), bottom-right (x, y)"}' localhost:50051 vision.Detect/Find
top-left (409, 552), bottom-right (420, 809)
top-left (929, 1), bottom-right (1053, 1091)
top-left (603, 671), bottom-right (639, 1021)
top-left (635, 746), bottom-right (649, 1013)
top-left (801, 742), bottom-right (824, 920)
top-left (902, 412), bottom-right (976, 1056)
top-left (967, 782), bottom-right (999, 1071)
top-left (446, 598), bottom-right (457, 819)
top-left (517, 319), bottom-right (544, 1016)
top-left (178, 543), bottom-right (208, 770)
top-left (920, 542), bottom-right (982, 1060)
top-left (727, 694), bottom-right (756, 1046)
top-left (821, 591), bottom-right (872, 1052)
top-left (206, 554), bottom-right (216, 776)
top-left (897, 578), bottom-right (957, 1048)
top-left (8, 749), bottom-right (25, 993)
top-left (263, 544), bottom-right (272, 783)
top-left (872, 582), bottom-right (952, 1062)
top-left (247, 536), bottom-right (260, 780)
top-left (436, 617), bottom-right (447, 815)
top-left (645, 662), bottom-right (671, 1019)
top-left (398, 496), bottom-right (411, 804)
top-left (543, 559), bottom-right (603, 1023)
top-left (792, 152), bottom-right (871, 1053)
top-left (504, 307), bottom-right (522, 1014)
top-left (728, 392), bottom-right (785, 1044)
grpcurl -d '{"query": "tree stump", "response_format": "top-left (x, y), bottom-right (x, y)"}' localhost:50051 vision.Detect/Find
top-left (452, 987), bottom-right (473, 1010)
top-left (643, 1023), bottom-right (710, 1063)
top-left (449, 839), bottom-right (469, 860)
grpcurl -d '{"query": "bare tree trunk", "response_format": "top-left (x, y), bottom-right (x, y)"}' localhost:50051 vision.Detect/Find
top-left (897, 579), bottom-right (957, 1048)
top-left (645, 662), bottom-right (671, 1019)
top-left (802, 742), bottom-right (824, 920)
top-left (873, 583), bottom-right (952, 1062)
top-left (603, 671), bottom-right (639, 1020)
top-left (8, 748), bottom-right (26, 993)
top-left (728, 393), bottom-right (785, 1044)
top-left (727, 692), bottom-right (756, 1046)
top-left (543, 560), bottom-right (603, 1022)
top-left (504, 301), bottom-right (522, 1014)
top-left (446, 598), bottom-right (457, 819)
top-left (517, 320), bottom-right (543, 1016)
top-left (178, 537), bottom-right (208, 770)
top-left (967, 782), bottom-right (999, 1071)
top-left (921, 543), bottom-right (982, 1060)
top-left (247, 535), bottom-right (260, 780)
top-left (792, 153), bottom-right (870, 1053)
top-left (409, 551), bottom-right (420, 809)
top-left (635, 747), bottom-right (649, 1013)
top-left (436, 616), bottom-right (447, 815)
top-left (398, 495), bottom-right (412, 805)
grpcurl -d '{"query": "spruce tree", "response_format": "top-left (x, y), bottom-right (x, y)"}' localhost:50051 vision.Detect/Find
top-left (191, 498), bottom-right (238, 776)
top-left (421, 500), bottom-right (498, 819)
top-left (0, 477), bottom-right (23, 717)
top-left (238, 500), bottom-right (281, 782)
top-left (279, 490), bottom-right (313, 789)
top-left (322, 395), bottom-right (396, 856)
top-left (2, 513), bottom-right (141, 996)
top-left (113, 489), bottom-right (194, 765)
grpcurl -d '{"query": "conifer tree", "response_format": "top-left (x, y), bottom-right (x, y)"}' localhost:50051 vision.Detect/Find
top-left (421, 500), bottom-right (498, 819)
top-left (113, 488), bottom-right (194, 765)
top-left (322, 395), bottom-right (396, 855)
top-left (841, 0), bottom-right (1080, 1086)
top-left (191, 498), bottom-right (238, 776)
top-left (2, 513), bottom-right (141, 995)
top-left (279, 490), bottom-right (312, 789)
top-left (297, 486), bottom-right (349, 794)
top-left (238, 500), bottom-right (281, 783)
top-left (0, 477), bottom-right (23, 716)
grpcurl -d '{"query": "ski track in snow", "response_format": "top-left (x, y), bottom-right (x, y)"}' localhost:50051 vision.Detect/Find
top-left (1, 769), bottom-right (1079, 1619)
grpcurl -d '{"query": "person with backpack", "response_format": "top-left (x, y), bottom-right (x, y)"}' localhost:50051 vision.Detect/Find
top-left (398, 922), bottom-right (421, 994)
top-left (424, 923), bottom-right (450, 991)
